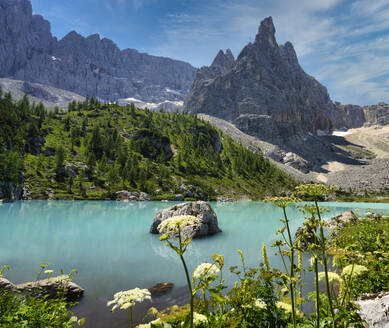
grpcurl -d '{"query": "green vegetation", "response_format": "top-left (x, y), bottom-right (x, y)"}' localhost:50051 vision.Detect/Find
top-left (0, 93), bottom-right (296, 200)
top-left (0, 265), bottom-right (84, 328)
top-left (331, 213), bottom-right (389, 296)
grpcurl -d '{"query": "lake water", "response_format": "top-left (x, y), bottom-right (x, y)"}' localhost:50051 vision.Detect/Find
top-left (1, 201), bottom-right (388, 327)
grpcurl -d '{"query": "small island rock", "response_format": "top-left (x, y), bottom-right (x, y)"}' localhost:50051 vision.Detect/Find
top-left (150, 201), bottom-right (221, 238)
top-left (16, 275), bottom-right (84, 302)
top-left (149, 282), bottom-right (174, 296)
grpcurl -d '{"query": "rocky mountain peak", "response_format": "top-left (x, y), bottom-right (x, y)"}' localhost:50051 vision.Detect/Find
top-left (211, 49), bottom-right (235, 71)
top-left (255, 16), bottom-right (277, 48)
top-left (184, 16), bottom-right (338, 139)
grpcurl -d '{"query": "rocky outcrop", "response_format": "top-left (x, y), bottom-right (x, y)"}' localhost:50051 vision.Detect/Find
top-left (0, 0), bottom-right (196, 102)
top-left (364, 103), bottom-right (389, 126)
top-left (326, 210), bottom-right (358, 230)
top-left (356, 291), bottom-right (389, 328)
top-left (1, 276), bottom-right (84, 302)
top-left (115, 190), bottom-right (151, 201)
top-left (0, 78), bottom-right (85, 108)
top-left (148, 282), bottom-right (174, 296)
top-left (150, 201), bottom-right (221, 238)
top-left (185, 17), bottom-right (337, 141)
top-left (294, 210), bottom-right (358, 249)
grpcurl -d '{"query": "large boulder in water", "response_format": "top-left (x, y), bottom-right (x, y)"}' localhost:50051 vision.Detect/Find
top-left (150, 201), bottom-right (221, 238)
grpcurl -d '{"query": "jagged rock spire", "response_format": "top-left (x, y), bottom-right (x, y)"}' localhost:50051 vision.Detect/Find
top-left (255, 16), bottom-right (277, 48)
top-left (211, 49), bottom-right (235, 70)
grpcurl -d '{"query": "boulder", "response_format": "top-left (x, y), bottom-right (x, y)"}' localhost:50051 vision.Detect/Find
top-left (356, 291), bottom-right (389, 328)
top-left (294, 210), bottom-right (358, 249)
top-left (0, 277), bottom-right (17, 292)
top-left (16, 275), bottom-right (84, 302)
top-left (148, 282), bottom-right (174, 296)
top-left (294, 225), bottom-right (316, 250)
top-left (150, 201), bottom-right (221, 238)
top-left (326, 210), bottom-right (358, 230)
top-left (115, 190), bottom-right (151, 201)
top-left (174, 194), bottom-right (185, 201)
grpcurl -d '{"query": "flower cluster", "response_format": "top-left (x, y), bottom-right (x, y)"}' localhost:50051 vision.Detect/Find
top-left (193, 312), bottom-right (208, 326)
top-left (276, 301), bottom-right (293, 314)
top-left (107, 288), bottom-right (151, 311)
top-left (137, 318), bottom-right (163, 328)
top-left (264, 196), bottom-right (299, 208)
top-left (318, 271), bottom-right (340, 283)
top-left (158, 215), bottom-right (200, 236)
top-left (295, 184), bottom-right (336, 199)
top-left (254, 299), bottom-right (267, 310)
top-left (193, 262), bottom-right (220, 279)
top-left (341, 264), bottom-right (368, 277)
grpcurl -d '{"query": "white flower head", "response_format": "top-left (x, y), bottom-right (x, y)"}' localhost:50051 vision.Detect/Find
top-left (254, 299), bottom-right (267, 309)
top-left (193, 262), bottom-right (220, 279)
top-left (318, 271), bottom-right (340, 283)
top-left (158, 215), bottom-right (200, 236)
top-left (107, 288), bottom-right (151, 311)
top-left (276, 301), bottom-right (293, 314)
top-left (341, 264), bottom-right (368, 277)
top-left (193, 312), bottom-right (207, 326)
top-left (44, 269), bottom-right (54, 275)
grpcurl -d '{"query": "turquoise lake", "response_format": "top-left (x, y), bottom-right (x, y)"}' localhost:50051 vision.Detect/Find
top-left (1, 201), bottom-right (388, 327)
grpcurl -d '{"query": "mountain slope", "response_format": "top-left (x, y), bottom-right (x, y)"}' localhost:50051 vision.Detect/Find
top-left (0, 0), bottom-right (196, 102)
top-left (0, 93), bottom-right (296, 200)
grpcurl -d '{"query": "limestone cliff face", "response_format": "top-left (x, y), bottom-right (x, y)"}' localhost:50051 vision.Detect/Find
top-left (0, 0), bottom-right (196, 102)
top-left (184, 17), bottom-right (364, 141)
top-left (363, 103), bottom-right (389, 126)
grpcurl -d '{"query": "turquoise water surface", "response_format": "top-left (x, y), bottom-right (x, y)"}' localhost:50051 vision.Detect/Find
top-left (1, 201), bottom-right (388, 327)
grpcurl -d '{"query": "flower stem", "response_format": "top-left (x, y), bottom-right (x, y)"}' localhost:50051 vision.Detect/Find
top-left (283, 207), bottom-right (297, 328)
top-left (314, 200), bottom-right (336, 328)
top-left (178, 226), bottom-right (194, 328)
top-left (129, 307), bottom-right (133, 328)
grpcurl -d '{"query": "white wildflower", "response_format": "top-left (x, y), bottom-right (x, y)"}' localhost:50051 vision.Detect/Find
top-left (107, 288), bottom-right (151, 312)
top-left (276, 301), bottom-right (293, 314)
top-left (137, 318), bottom-right (162, 328)
top-left (341, 264), bottom-right (368, 277)
top-left (158, 215), bottom-right (200, 235)
top-left (193, 262), bottom-right (220, 279)
top-left (193, 312), bottom-right (207, 326)
top-left (44, 269), bottom-right (54, 275)
top-left (318, 271), bottom-right (341, 283)
top-left (254, 299), bottom-right (267, 309)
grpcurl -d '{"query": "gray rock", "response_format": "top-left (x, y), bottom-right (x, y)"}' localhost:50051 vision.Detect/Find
top-left (59, 163), bottom-right (78, 178)
top-left (174, 194), bottom-right (185, 201)
top-left (295, 210), bottom-right (358, 249)
top-left (0, 0), bottom-right (196, 102)
top-left (15, 275), bottom-right (84, 302)
top-left (150, 201), bottom-right (221, 238)
top-left (148, 282), bottom-right (174, 296)
top-left (283, 152), bottom-right (310, 173)
top-left (0, 277), bottom-right (17, 292)
top-left (115, 190), bottom-right (151, 201)
top-left (356, 291), bottom-right (389, 328)
top-left (326, 210), bottom-right (358, 230)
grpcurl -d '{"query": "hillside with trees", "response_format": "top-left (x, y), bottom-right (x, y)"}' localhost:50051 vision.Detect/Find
top-left (0, 89), bottom-right (296, 200)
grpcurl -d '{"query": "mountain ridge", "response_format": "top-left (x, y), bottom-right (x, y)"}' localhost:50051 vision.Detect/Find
top-left (0, 0), bottom-right (196, 102)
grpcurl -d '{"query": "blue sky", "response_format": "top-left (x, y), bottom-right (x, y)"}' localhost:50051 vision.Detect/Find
top-left (31, 0), bottom-right (389, 106)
